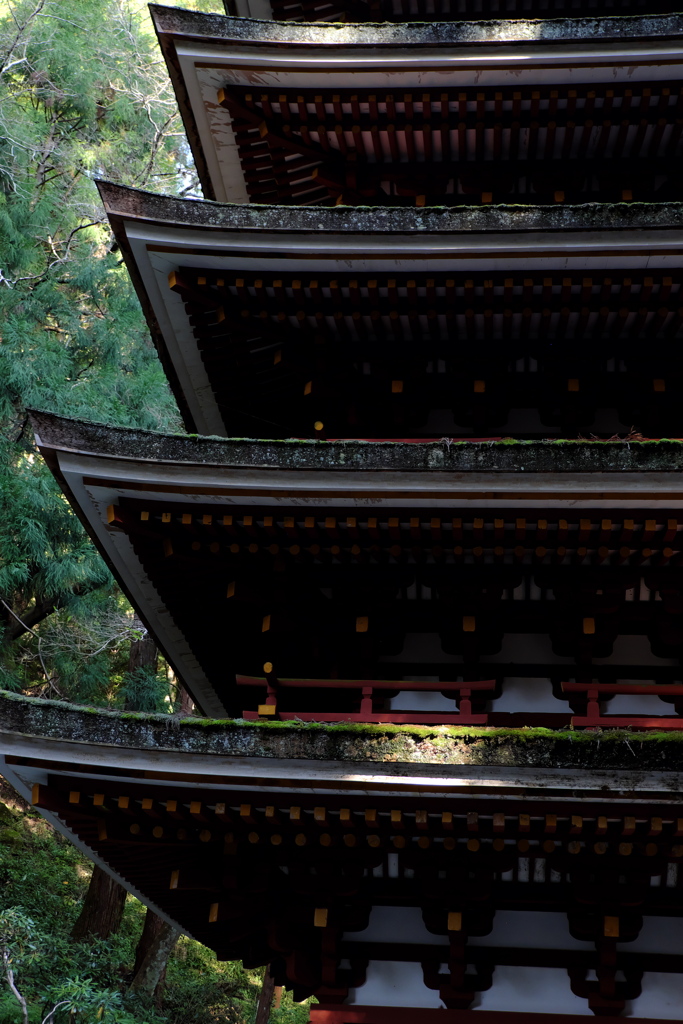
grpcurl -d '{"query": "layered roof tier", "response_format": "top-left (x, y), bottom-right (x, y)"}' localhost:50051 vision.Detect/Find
top-left (99, 183), bottom-right (683, 439)
top-left (31, 410), bottom-right (683, 725)
top-left (4, 693), bottom-right (683, 1017)
top-left (151, 7), bottom-right (683, 206)
top-left (9, 4), bottom-right (683, 1017)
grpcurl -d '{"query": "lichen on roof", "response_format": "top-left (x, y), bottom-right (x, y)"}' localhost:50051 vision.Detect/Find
top-left (150, 5), bottom-right (683, 48)
top-left (97, 180), bottom-right (683, 236)
top-left (3, 691), bottom-right (683, 774)
top-left (28, 409), bottom-right (683, 474)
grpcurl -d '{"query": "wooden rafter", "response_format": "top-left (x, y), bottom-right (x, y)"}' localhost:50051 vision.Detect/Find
top-left (218, 83), bottom-right (683, 205)
top-left (30, 772), bottom-right (683, 1013)
top-left (169, 265), bottom-right (683, 436)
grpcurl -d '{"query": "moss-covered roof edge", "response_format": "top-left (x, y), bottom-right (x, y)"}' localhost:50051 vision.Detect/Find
top-left (29, 408), bottom-right (683, 474)
top-left (3, 690), bottom-right (683, 773)
top-left (96, 181), bottom-right (683, 236)
top-left (150, 5), bottom-right (683, 49)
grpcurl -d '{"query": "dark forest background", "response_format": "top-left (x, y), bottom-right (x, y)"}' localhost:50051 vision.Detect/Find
top-left (0, 2), bottom-right (308, 1021)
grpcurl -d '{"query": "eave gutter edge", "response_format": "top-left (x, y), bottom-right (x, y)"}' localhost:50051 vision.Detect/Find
top-left (147, 5), bottom-right (683, 48)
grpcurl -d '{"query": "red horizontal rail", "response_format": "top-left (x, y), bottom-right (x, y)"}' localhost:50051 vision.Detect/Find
top-left (239, 676), bottom-right (492, 725)
top-left (572, 715), bottom-right (683, 730)
top-left (236, 675), bottom-right (495, 692)
top-left (311, 1009), bottom-right (465, 1024)
top-left (564, 678), bottom-right (683, 730)
top-left (238, 677), bottom-right (683, 729)
top-left (243, 711), bottom-right (488, 725)
top-left (563, 681), bottom-right (683, 695)
top-left (310, 1009), bottom-right (678, 1024)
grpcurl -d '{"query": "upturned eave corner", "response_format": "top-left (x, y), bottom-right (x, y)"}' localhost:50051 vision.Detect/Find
top-left (92, 181), bottom-right (683, 233)
top-left (25, 409), bottom-right (683, 473)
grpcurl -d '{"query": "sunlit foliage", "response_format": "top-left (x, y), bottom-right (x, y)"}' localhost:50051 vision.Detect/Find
top-left (0, 0), bottom-right (210, 695)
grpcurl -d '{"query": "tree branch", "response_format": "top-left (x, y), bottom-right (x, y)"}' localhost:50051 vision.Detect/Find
top-left (0, 0), bottom-right (47, 78)
top-left (4, 597), bottom-right (56, 641)
top-left (2, 952), bottom-right (29, 1024)
top-left (0, 599), bottom-right (62, 697)
top-left (42, 1001), bottom-right (69, 1024)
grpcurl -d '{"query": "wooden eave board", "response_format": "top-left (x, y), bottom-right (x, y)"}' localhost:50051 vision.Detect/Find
top-left (29, 410), bottom-right (683, 716)
top-left (150, 6), bottom-right (683, 204)
top-left (97, 182), bottom-right (683, 438)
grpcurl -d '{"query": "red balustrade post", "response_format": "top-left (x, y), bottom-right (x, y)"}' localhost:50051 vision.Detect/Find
top-left (360, 686), bottom-right (373, 718)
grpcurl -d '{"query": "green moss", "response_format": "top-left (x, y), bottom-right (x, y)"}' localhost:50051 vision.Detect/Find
top-left (230, 719), bottom-right (683, 743)
top-left (178, 716), bottom-right (231, 727)
top-left (92, 709), bottom-right (683, 746)
top-left (5, 690), bottom-right (683, 745)
top-left (5, 690), bottom-right (683, 781)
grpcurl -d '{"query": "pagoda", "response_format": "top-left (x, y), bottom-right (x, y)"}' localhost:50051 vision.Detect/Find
top-left (2, 2), bottom-right (683, 1021)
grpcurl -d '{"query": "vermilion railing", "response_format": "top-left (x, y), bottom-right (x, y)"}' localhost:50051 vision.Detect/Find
top-left (238, 675), bottom-right (683, 729)
top-left (562, 681), bottom-right (683, 730)
top-left (238, 675), bottom-right (495, 725)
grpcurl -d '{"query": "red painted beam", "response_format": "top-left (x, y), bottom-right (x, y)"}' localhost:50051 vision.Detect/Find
top-left (237, 676), bottom-right (496, 692)
top-left (572, 716), bottom-right (683, 730)
top-left (311, 1009), bottom-right (461, 1024)
top-left (310, 1008), bottom-right (676, 1024)
top-left (563, 682), bottom-right (683, 695)
top-left (243, 712), bottom-right (489, 724)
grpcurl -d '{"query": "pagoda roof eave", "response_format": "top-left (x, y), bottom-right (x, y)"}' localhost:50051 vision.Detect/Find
top-left (96, 183), bottom-right (683, 441)
top-left (150, 7), bottom-right (683, 204)
top-left (28, 409), bottom-right (683, 476)
top-left (31, 409), bottom-right (683, 719)
top-left (97, 181), bottom-right (683, 237)
top-left (5, 689), bottom-right (683, 788)
top-left (5, 691), bottom-right (683, 995)
top-left (150, 5), bottom-right (683, 49)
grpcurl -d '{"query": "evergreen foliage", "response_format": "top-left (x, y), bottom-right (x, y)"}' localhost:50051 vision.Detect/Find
top-left (0, 789), bottom-right (312, 1023)
top-left (0, 0), bottom-right (224, 695)
top-left (0, 5), bottom-right (313, 1022)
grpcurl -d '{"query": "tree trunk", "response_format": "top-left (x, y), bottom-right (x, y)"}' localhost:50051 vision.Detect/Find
top-left (73, 632), bottom-right (159, 942)
top-left (128, 629), bottom-right (158, 675)
top-left (132, 908), bottom-right (181, 1007)
top-left (70, 865), bottom-right (127, 940)
top-left (178, 684), bottom-right (194, 715)
top-left (128, 917), bottom-right (180, 1002)
top-left (133, 909), bottom-right (161, 976)
top-left (255, 967), bottom-right (276, 1024)
top-left (125, 623), bottom-right (159, 709)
